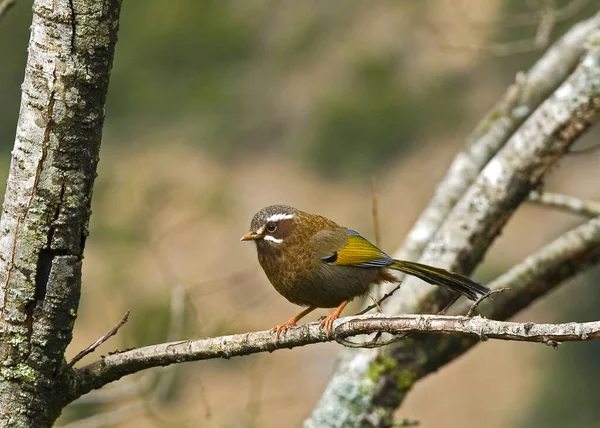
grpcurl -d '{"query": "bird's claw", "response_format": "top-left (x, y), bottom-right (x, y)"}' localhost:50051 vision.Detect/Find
top-left (270, 320), bottom-right (297, 344)
top-left (320, 314), bottom-right (337, 338)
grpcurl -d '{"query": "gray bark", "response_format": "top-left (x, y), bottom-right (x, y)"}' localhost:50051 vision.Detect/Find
top-left (0, 0), bottom-right (122, 426)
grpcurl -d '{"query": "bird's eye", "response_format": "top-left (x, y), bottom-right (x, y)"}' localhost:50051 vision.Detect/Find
top-left (266, 222), bottom-right (277, 233)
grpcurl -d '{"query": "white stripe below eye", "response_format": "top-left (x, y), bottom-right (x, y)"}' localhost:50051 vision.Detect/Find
top-left (263, 235), bottom-right (283, 243)
top-left (266, 213), bottom-right (295, 223)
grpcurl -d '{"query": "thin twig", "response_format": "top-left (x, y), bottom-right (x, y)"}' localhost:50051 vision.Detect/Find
top-left (367, 293), bottom-right (383, 313)
top-left (431, 0), bottom-right (591, 55)
top-left (356, 283), bottom-right (401, 315)
top-left (528, 191), bottom-right (600, 217)
top-left (0, 0), bottom-right (15, 23)
top-left (466, 288), bottom-right (511, 318)
top-left (371, 177), bottom-right (381, 248)
top-left (69, 212), bottom-right (600, 402)
top-left (68, 310), bottom-right (130, 367)
top-left (370, 177), bottom-right (384, 310)
top-left (337, 332), bottom-right (406, 349)
top-left (567, 143), bottom-right (600, 155)
top-left (437, 295), bottom-right (460, 315)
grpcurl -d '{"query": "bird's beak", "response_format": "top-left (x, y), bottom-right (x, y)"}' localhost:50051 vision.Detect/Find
top-left (240, 231), bottom-right (260, 241)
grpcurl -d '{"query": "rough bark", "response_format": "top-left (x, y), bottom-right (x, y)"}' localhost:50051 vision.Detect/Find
top-left (0, 0), bottom-right (122, 426)
top-left (305, 15), bottom-right (600, 428)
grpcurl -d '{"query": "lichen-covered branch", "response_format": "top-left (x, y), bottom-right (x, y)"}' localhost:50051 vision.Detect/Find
top-left (0, 1), bottom-right (122, 426)
top-left (306, 18), bottom-right (600, 428)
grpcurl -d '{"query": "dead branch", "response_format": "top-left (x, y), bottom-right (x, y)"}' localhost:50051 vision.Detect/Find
top-left (0, 0), bottom-right (15, 23)
top-left (72, 313), bottom-right (600, 400)
top-left (69, 311), bottom-right (130, 367)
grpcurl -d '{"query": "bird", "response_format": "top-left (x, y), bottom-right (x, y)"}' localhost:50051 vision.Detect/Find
top-left (241, 204), bottom-right (489, 340)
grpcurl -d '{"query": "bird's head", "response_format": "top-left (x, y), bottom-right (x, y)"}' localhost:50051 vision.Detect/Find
top-left (241, 205), bottom-right (300, 247)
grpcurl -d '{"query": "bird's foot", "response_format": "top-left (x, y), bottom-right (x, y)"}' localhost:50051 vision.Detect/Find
top-left (270, 320), bottom-right (297, 344)
top-left (269, 307), bottom-right (318, 345)
top-left (320, 301), bottom-right (349, 338)
top-left (320, 313), bottom-right (339, 338)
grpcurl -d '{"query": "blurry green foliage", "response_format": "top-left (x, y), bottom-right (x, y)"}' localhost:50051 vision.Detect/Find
top-left (0, 0), bottom-right (466, 180)
top-left (0, 0), bottom-right (31, 150)
top-left (0, 0), bottom-right (597, 180)
top-left (59, 401), bottom-right (106, 426)
top-left (108, 0), bottom-right (257, 123)
top-left (126, 301), bottom-right (173, 349)
top-left (303, 55), bottom-right (468, 178)
top-left (304, 56), bottom-right (421, 178)
top-left (283, 16), bottom-right (330, 60)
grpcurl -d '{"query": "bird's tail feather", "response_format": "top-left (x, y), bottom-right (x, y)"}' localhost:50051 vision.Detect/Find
top-left (390, 260), bottom-right (489, 301)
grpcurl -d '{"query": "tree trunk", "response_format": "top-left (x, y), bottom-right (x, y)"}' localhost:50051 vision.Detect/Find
top-left (0, 0), bottom-right (122, 426)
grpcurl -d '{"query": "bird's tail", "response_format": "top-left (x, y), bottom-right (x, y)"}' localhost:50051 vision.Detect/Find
top-left (389, 260), bottom-right (489, 301)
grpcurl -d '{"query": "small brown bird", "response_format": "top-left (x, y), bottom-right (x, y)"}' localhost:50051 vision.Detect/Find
top-left (241, 205), bottom-right (489, 339)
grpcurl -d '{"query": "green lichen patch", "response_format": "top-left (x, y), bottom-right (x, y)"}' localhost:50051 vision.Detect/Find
top-left (0, 363), bottom-right (37, 383)
top-left (395, 369), bottom-right (417, 390)
top-left (367, 355), bottom-right (398, 383)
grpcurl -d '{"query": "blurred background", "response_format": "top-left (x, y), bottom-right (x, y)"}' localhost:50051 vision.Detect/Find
top-left (2, 0), bottom-right (600, 427)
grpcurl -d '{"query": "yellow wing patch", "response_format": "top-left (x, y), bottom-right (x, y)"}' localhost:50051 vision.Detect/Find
top-left (329, 230), bottom-right (394, 268)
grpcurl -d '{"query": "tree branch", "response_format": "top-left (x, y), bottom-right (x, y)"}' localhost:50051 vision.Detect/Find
top-left (528, 191), bottom-right (600, 217)
top-left (0, 0), bottom-right (15, 24)
top-left (68, 311), bottom-right (130, 367)
top-left (397, 9), bottom-right (600, 263)
top-left (71, 312), bottom-right (600, 400)
top-left (307, 18), bottom-right (600, 426)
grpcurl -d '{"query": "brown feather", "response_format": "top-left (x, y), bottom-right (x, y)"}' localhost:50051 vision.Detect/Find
top-left (245, 205), bottom-right (488, 311)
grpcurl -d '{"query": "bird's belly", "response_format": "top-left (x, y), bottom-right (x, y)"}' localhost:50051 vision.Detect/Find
top-left (269, 263), bottom-right (378, 308)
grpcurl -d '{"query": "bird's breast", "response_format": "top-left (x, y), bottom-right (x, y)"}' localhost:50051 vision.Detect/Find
top-left (257, 242), bottom-right (377, 308)
top-left (257, 242), bottom-right (313, 301)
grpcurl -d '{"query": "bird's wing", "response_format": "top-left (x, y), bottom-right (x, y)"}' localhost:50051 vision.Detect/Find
top-left (313, 228), bottom-right (394, 268)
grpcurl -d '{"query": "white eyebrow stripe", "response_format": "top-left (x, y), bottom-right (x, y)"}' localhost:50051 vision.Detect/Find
top-left (263, 235), bottom-right (283, 243)
top-left (266, 213), bottom-right (295, 223)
